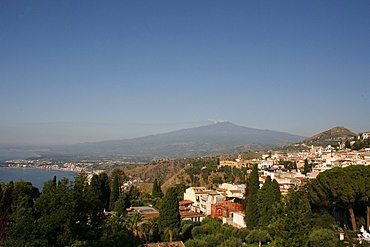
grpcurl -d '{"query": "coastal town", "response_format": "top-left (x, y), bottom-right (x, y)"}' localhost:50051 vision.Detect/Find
top-left (2, 158), bottom-right (101, 176)
top-left (1, 131), bottom-right (370, 246)
top-left (2, 131), bottom-right (370, 192)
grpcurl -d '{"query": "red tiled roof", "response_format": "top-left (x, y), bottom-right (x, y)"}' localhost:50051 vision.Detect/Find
top-left (180, 211), bottom-right (204, 218)
top-left (179, 200), bottom-right (194, 205)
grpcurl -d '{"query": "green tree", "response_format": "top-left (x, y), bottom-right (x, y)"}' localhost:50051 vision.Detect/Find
top-left (110, 174), bottom-right (119, 210)
top-left (303, 159), bottom-right (309, 175)
top-left (74, 173), bottom-right (104, 240)
top-left (90, 174), bottom-right (104, 211)
top-left (270, 188), bottom-right (313, 247)
top-left (152, 178), bottom-right (163, 198)
top-left (159, 186), bottom-right (181, 242)
top-left (138, 218), bottom-right (160, 244)
top-left (98, 173), bottom-right (111, 211)
top-left (345, 139), bottom-right (352, 149)
top-left (10, 181), bottom-right (39, 209)
top-left (184, 238), bottom-right (207, 247)
top-left (245, 164), bottom-right (259, 229)
top-left (279, 160), bottom-right (296, 170)
top-left (0, 182), bottom-right (14, 243)
top-left (34, 177), bottom-right (77, 246)
top-left (125, 212), bottom-right (144, 238)
top-left (113, 197), bottom-right (128, 216)
top-left (219, 237), bottom-right (244, 247)
top-left (171, 183), bottom-right (187, 201)
top-left (245, 229), bottom-right (271, 247)
top-left (0, 182), bottom-right (14, 215)
top-left (212, 176), bottom-right (223, 185)
top-left (100, 212), bottom-right (140, 247)
top-left (353, 140), bottom-right (365, 150)
top-left (6, 181), bottom-right (40, 246)
top-left (308, 165), bottom-right (370, 230)
top-left (258, 176), bottom-right (281, 227)
top-left (307, 228), bottom-right (337, 247)
top-left (41, 176), bottom-right (57, 193)
top-left (184, 216), bottom-right (247, 246)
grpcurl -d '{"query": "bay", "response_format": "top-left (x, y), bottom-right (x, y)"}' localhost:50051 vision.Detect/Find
top-left (0, 167), bottom-right (79, 190)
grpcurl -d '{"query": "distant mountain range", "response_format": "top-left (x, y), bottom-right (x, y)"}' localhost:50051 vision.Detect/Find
top-left (45, 122), bottom-right (305, 161)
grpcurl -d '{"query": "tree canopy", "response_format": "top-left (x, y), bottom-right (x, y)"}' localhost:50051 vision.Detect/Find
top-left (258, 176), bottom-right (281, 227)
top-left (308, 165), bottom-right (370, 230)
top-left (245, 164), bottom-right (259, 229)
top-left (159, 186), bottom-right (181, 242)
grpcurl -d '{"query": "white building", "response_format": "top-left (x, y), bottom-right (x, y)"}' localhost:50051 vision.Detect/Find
top-left (258, 160), bottom-right (273, 169)
top-left (219, 183), bottom-right (246, 192)
top-left (232, 212), bottom-right (246, 228)
top-left (183, 187), bottom-right (222, 213)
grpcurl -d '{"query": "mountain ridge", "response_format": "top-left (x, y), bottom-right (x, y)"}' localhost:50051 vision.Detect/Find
top-left (302, 126), bottom-right (356, 146)
top-left (45, 122), bottom-right (305, 160)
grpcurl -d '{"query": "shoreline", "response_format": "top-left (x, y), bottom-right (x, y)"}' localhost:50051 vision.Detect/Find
top-left (0, 165), bottom-right (80, 174)
top-left (0, 160), bottom-right (94, 176)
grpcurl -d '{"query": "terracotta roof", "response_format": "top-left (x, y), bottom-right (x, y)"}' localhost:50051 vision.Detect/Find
top-left (179, 200), bottom-right (193, 205)
top-left (180, 211), bottom-right (204, 218)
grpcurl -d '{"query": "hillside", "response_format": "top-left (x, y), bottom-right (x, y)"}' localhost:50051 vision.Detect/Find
top-left (302, 126), bottom-right (356, 147)
top-left (121, 154), bottom-right (255, 192)
top-left (120, 127), bottom-right (359, 190)
top-left (122, 159), bottom-right (190, 183)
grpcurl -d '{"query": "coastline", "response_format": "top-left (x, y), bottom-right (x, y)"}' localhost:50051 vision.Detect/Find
top-left (1, 158), bottom-right (96, 176)
top-left (0, 165), bottom-right (80, 175)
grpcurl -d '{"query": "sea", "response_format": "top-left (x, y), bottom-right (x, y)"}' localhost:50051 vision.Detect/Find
top-left (0, 151), bottom-right (78, 190)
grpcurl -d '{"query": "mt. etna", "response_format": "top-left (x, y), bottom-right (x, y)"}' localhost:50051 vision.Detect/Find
top-left (48, 122), bottom-right (305, 160)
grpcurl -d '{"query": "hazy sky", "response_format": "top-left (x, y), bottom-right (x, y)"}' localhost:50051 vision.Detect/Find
top-left (1, 1), bottom-right (369, 146)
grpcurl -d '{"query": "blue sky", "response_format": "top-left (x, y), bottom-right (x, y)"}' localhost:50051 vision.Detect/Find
top-left (1, 1), bottom-right (369, 145)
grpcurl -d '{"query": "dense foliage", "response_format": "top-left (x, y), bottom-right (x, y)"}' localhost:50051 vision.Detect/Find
top-left (184, 217), bottom-right (248, 247)
top-left (159, 187), bottom-right (181, 242)
top-left (152, 178), bottom-right (164, 198)
top-left (257, 176), bottom-right (281, 227)
top-left (183, 157), bottom-right (249, 187)
top-left (245, 164), bottom-right (259, 229)
top-left (1, 164), bottom-right (370, 246)
top-left (308, 165), bottom-right (370, 231)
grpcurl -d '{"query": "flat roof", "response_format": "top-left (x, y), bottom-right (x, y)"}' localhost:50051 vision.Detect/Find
top-left (131, 206), bottom-right (159, 214)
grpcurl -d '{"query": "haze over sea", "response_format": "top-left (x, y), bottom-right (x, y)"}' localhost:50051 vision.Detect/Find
top-left (0, 151), bottom-right (40, 162)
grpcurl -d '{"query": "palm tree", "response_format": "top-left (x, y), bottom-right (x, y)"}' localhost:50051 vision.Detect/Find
top-left (125, 212), bottom-right (144, 237)
top-left (138, 218), bottom-right (158, 243)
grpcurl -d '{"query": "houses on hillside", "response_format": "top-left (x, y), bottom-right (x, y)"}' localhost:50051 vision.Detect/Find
top-left (133, 142), bottom-right (370, 233)
top-left (181, 184), bottom-right (246, 228)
